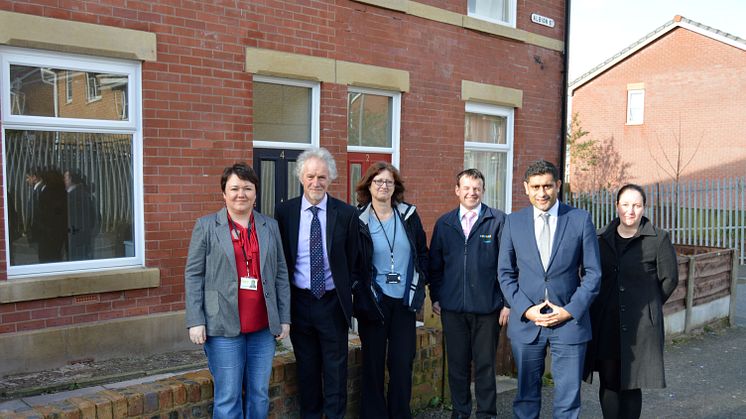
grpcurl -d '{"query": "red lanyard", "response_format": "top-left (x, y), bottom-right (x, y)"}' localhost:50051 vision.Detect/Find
top-left (228, 213), bottom-right (253, 275)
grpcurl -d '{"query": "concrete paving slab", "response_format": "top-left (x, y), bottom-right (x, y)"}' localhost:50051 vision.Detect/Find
top-left (103, 372), bottom-right (180, 389)
top-left (23, 386), bottom-right (105, 406)
top-left (0, 398), bottom-right (29, 412)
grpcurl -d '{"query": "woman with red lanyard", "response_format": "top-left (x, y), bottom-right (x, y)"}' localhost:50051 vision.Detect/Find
top-left (185, 163), bottom-right (290, 418)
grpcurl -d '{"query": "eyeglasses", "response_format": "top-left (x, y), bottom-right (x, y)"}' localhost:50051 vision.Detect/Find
top-left (372, 179), bottom-right (395, 187)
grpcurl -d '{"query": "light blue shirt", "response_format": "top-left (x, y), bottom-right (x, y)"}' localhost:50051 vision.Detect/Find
top-left (294, 194), bottom-right (334, 291)
top-left (370, 213), bottom-right (410, 299)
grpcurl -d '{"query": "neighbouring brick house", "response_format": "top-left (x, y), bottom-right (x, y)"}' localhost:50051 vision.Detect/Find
top-left (568, 15), bottom-right (746, 187)
top-left (0, 0), bottom-right (568, 377)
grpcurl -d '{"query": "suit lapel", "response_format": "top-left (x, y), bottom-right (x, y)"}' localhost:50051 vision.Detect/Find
top-left (325, 195), bottom-right (336, 256)
top-left (215, 209), bottom-right (238, 274)
top-left (546, 203), bottom-right (569, 270)
top-left (254, 211), bottom-right (269, 275)
top-left (288, 198), bottom-right (301, 265)
top-left (522, 208), bottom-right (545, 267)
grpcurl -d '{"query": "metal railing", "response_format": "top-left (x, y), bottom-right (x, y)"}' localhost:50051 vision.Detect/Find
top-left (564, 177), bottom-right (746, 265)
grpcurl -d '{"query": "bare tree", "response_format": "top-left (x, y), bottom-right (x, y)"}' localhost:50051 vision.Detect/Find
top-left (647, 116), bottom-right (703, 184)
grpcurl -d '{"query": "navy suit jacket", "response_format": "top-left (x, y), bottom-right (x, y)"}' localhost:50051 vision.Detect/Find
top-left (275, 194), bottom-right (359, 326)
top-left (498, 202), bottom-right (601, 344)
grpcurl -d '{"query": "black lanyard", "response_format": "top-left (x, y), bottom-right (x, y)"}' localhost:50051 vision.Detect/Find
top-left (372, 206), bottom-right (397, 272)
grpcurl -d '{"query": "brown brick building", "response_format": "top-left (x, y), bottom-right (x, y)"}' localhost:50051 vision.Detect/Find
top-left (569, 15), bottom-right (746, 187)
top-left (0, 0), bottom-right (568, 374)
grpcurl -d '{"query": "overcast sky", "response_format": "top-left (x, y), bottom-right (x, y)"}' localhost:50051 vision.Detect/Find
top-left (568, 0), bottom-right (746, 81)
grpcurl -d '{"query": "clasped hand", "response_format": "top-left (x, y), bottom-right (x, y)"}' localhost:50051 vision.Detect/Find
top-left (524, 300), bottom-right (571, 327)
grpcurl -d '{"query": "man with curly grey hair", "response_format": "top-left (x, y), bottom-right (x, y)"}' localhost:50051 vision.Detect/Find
top-left (275, 147), bottom-right (359, 419)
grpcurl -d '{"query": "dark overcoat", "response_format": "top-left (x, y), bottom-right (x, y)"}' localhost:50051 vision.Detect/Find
top-left (583, 216), bottom-right (679, 389)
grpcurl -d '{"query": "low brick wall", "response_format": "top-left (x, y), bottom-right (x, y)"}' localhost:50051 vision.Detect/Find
top-left (0, 327), bottom-right (444, 418)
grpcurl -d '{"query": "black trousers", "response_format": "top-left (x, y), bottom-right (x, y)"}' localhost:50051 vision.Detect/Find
top-left (358, 294), bottom-right (416, 419)
top-left (290, 288), bottom-right (349, 419)
top-left (441, 309), bottom-right (500, 419)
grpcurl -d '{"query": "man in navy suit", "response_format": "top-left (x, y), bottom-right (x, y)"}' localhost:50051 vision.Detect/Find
top-left (498, 160), bottom-right (601, 419)
top-left (275, 147), bottom-right (358, 419)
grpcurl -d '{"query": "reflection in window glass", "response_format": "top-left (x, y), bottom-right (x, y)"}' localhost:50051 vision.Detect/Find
top-left (253, 82), bottom-right (311, 143)
top-left (465, 112), bottom-right (507, 145)
top-left (349, 163), bottom-right (362, 205)
top-left (287, 161), bottom-right (301, 201)
top-left (627, 89), bottom-right (645, 124)
top-left (260, 160), bottom-right (276, 218)
top-left (65, 70), bottom-right (73, 103)
top-left (9, 65), bottom-right (128, 120)
top-left (5, 130), bottom-right (134, 266)
top-left (464, 150), bottom-right (507, 211)
top-left (348, 92), bottom-right (392, 147)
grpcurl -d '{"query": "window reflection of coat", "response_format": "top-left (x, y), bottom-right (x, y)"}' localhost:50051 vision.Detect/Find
top-left (66, 184), bottom-right (98, 261)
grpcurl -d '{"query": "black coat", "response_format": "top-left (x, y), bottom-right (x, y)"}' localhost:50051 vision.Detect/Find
top-left (584, 216), bottom-right (679, 389)
top-left (275, 194), bottom-right (359, 327)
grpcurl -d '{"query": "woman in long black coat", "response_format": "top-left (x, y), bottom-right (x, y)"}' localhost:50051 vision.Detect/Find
top-left (584, 184), bottom-right (679, 419)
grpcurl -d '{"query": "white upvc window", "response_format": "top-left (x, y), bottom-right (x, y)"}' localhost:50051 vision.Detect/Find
top-left (627, 89), bottom-right (645, 125)
top-left (252, 75), bottom-right (320, 150)
top-left (347, 86), bottom-right (401, 168)
top-left (464, 102), bottom-right (514, 212)
top-left (0, 46), bottom-right (144, 277)
top-left (467, 0), bottom-right (517, 28)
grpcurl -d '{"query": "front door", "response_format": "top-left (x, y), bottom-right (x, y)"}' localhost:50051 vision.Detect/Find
top-left (347, 152), bottom-right (391, 205)
top-left (253, 148), bottom-right (302, 217)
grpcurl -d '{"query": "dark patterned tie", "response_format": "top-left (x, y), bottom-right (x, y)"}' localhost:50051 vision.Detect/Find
top-left (309, 206), bottom-right (325, 299)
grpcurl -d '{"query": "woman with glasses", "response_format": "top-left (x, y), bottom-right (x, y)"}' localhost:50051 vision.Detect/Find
top-left (583, 184), bottom-right (679, 419)
top-left (353, 162), bottom-right (428, 419)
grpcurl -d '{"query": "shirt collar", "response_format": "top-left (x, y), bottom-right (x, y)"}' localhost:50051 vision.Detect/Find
top-left (301, 193), bottom-right (328, 212)
top-left (533, 199), bottom-right (559, 219)
top-left (459, 204), bottom-right (481, 219)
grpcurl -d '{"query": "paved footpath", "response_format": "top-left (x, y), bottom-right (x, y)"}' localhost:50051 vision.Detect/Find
top-left (416, 282), bottom-right (746, 418)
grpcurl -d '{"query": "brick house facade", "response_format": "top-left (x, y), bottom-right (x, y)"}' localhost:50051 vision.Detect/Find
top-left (0, 0), bottom-right (567, 374)
top-left (569, 15), bottom-right (746, 187)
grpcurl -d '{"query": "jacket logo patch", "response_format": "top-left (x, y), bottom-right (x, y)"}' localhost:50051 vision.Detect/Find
top-left (479, 234), bottom-right (492, 243)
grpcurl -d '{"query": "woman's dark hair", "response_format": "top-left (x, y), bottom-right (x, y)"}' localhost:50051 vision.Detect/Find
top-left (616, 183), bottom-right (647, 205)
top-left (221, 162), bottom-right (259, 192)
top-left (355, 162), bottom-right (405, 206)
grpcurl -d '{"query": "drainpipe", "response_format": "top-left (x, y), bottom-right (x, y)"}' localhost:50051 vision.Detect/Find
top-left (558, 0), bottom-right (571, 199)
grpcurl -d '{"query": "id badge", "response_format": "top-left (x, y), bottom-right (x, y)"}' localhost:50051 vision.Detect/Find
top-left (385, 272), bottom-right (401, 284)
top-left (240, 276), bottom-right (259, 291)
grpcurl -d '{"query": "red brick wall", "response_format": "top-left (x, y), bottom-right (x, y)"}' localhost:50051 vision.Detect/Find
top-left (0, 1), bottom-right (566, 334)
top-left (571, 27), bottom-right (746, 186)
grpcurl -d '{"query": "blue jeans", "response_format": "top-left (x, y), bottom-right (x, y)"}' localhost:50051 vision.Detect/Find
top-left (204, 329), bottom-right (276, 419)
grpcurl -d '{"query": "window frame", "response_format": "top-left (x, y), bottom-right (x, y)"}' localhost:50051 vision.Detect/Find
top-left (464, 102), bottom-right (514, 213)
top-left (626, 89), bottom-right (645, 125)
top-left (467, 0), bottom-right (517, 28)
top-left (0, 46), bottom-right (144, 278)
top-left (346, 86), bottom-right (401, 168)
top-left (251, 75), bottom-right (320, 151)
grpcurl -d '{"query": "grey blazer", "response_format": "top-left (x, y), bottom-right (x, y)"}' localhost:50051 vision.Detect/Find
top-left (185, 207), bottom-right (290, 336)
